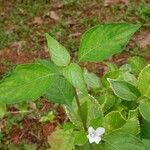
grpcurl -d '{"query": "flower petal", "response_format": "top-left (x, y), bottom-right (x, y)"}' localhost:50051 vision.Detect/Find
top-left (96, 127), bottom-right (105, 136)
top-left (87, 135), bottom-right (95, 144)
top-left (94, 136), bottom-right (101, 144)
top-left (88, 126), bottom-right (95, 134)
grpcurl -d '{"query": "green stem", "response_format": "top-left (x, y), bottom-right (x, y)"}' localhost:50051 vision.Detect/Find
top-left (74, 88), bottom-right (87, 131)
top-left (74, 88), bottom-right (93, 150)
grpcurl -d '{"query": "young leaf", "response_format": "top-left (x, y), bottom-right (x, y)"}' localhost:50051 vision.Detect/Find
top-left (138, 65), bottom-right (150, 99)
top-left (78, 23), bottom-right (140, 62)
top-left (139, 100), bottom-right (150, 122)
top-left (102, 70), bottom-right (121, 87)
top-left (105, 132), bottom-right (145, 150)
top-left (119, 72), bottom-right (137, 86)
top-left (103, 111), bottom-right (126, 133)
top-left (0, 63), bottom-right (58, 104)
top-left (128, 56), bottom-right (147, 76)
top-left (46, 33), bottom-right (70, 66)
top-left (83, 68), bottom-right (101, 89)
top-left (108, 79), bottom-right (141, 101)
top-left (63, 63), bottom-right (88, 95)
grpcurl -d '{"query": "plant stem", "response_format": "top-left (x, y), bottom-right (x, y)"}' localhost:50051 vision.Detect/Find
top-left (74, 88), bottom-right (87, 131)
top-left (74, 88), bottom-right (93, 150)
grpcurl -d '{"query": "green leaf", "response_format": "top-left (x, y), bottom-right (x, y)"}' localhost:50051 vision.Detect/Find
top-left (103, 111), bottom-right (126, 134)
top-left (101, 93), bottom-right (116, 113)
top-left (87, 95), bottom-right (103, 128)
top-left (47, 128), bottom-right (75, 150)
top-left (141, 119), bottom-right (150, 139)
top-left (108, 79), bottom-right (141, 101)
top-left (105, 62), bottom-right (118, 71)
top-left (102, 70), bottom-right (121, 87)
top-left (46, 33), bottom-right (70, 66)
top-left (119, 72), bottom-right (137, 86)
top-left (115, 116), bottom-right (140, 135)
top-left (120, 64), bottom-right (132, 73)
top-left (37, 59), bottom-right (61, 73)
top-left (78, 23), bottom-right (140, 62)
top-left (63, 63), bottom-right (87, 95)
top-left (142, 139), bottom-right (150, 150)
top-left (128, 56), bottom-right (147, 76)
top-left (141, 120), bottom-right (150, 150)
top-left (0, 63), bottom-right (57, 104)
top-left (74, 131), bottom-right (87, 146)
top-left (65, 96), bottom-right (103, 129)
top-left (105, 132), bottom-right (145, 150)
top-left (138, 65), bottom-right (150, 99)
top-left (39, 111), bottom-right (55, 122)
top-left (83, 68), bottom-right (101, 89)
top-left (139, 100), bottom-right (150, 122)
top-left (0, 103), bottom-right (6, 118)
top-left (45, 75), bottom-right (74, 105)
top-left (76, 142), bottom-right (105, 150)
top-left (37, 60), bottom-right (74, 105)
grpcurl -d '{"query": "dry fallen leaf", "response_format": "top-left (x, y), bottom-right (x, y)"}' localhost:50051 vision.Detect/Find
top-left (137, 33), bottom-right (150, 48)
top-left (50, 11), bottom-right (59, 21)
top-left (33, 17), bottom-right (43, 25)
top-left (104, 0), bottom-right (129, 6)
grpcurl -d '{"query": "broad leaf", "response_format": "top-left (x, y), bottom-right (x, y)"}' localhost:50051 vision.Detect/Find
top-left (139, 100), bottom-right (150, 122)
top-left (103, 111), bottom-right (126, 133)
top-left (63, 63), bottom-right (87, 95)
top-left (0, 63), bottom-right (57, 104)
top-left (37, 59), bottom-right (61, 73)
top-left (78, 23), bottom-right (140, 62)
top-left (48, 128), bottom-right (75, 150)
top-left (45, 76), bottom-right (74, 105)
top-left (128, 56), bottom-right (147, 76)
top-left (46, 33), bottom-right (70, 66)
top-left (83, 68), bottom-right (101, 89)
top-left (138, 65), bottom-right (150, 99)
top-left (36, 60), bottom-right (74, 105)
top-left (108, 79), bottom-right (141, 101)
top-left (105, 132), bottom-right (145, 150)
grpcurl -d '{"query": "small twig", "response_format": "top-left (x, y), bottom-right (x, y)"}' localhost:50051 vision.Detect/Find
top-left (29, 131), bottom-right (41, 141)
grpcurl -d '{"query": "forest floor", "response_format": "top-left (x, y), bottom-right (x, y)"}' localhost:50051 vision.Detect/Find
top-left (0, 0), bottom-right (150, 149)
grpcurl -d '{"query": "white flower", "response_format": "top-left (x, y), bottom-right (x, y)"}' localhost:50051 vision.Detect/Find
top-left (87, 126), bottom-right (105, 144)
